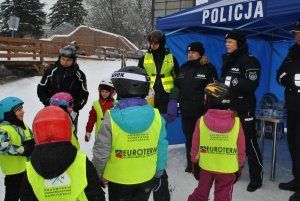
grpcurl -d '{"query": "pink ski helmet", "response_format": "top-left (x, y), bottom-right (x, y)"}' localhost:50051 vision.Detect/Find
top-left (50, 92), bottom-right (74, 114)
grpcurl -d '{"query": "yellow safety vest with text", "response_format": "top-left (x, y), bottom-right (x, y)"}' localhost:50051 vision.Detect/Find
top-left (103, 109), bottom-right (162, 184)
top-left (26, 151), bottom-right (88, 201)
top-left (199, 117), bottom-right (239, 173)
top-left (0, 124), bottom-right (32, 175)
top-left (93, 100), bottom-right (104, 135)
top-left (143, 53), bottom-right (174, 93)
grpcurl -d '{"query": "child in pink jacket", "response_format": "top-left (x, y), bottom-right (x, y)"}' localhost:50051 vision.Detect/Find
top-left (188, 82), bottom-right (246, 201)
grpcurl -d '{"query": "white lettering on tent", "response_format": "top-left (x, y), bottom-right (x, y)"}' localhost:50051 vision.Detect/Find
top-left (202, 10), bottom-right (210, 24)
top-left (220, 7), bottom-right (226, 22)
top-left (234, 4), bottom-right (243, 21)
top-left (201, 0), bottom-right (264, 24)
top-left (253, 1), bottom-right (263, 18)
top-left (245, 2), bottom-right (252, 19)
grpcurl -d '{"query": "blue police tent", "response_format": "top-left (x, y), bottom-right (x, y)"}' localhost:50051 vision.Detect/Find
top-left (158, 0), bottom-right (300, 144)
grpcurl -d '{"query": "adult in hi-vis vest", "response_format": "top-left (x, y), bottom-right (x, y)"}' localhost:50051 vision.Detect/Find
top-left (138, 30), bottom-right (179, 201)
top-left (188, 82), bottom-right (246, 201)
top-left (0, 97), bottom-right (35, 201)
top-left (85, 78), bottom-right (115, 142)
top-left (20, 106), bottom-right (105, 201)
top-left (92, 66), bottom-right (168, 201)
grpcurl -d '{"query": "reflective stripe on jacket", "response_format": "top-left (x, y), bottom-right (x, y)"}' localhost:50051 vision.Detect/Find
top-left (144, 53), bottom-right (174, 93)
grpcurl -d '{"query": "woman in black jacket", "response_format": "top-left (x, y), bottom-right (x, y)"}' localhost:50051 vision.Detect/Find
top-left (175, 42), bottom-right (217, 173)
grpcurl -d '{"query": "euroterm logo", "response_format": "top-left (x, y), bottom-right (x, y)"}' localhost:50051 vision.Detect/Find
top-left (200, 146), bottom-right (237, 155)
top-left (115, 147), bottom-right (157, 159)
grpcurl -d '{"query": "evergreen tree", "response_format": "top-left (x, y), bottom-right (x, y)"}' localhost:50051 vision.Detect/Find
top-left (49, 0), bottom-right (87, 29)
top-left (0, 0), bottom-right (46, 38)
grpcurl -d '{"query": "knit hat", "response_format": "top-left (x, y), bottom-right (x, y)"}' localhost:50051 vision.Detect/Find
top-left (225, 29), bottom-right (246, 47)
top-left (292, 20), bottom-right (300, 32)
top-left (186, 42), bottom-right (205, 55)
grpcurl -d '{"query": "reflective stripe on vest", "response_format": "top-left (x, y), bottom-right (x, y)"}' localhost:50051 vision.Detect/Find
top-left (103, 109), bottom-right (162, 184)
top-left (199, 117), bottom-right (239, 173)
top-left (26, 151), bottom-right (88, 201)
top-left (143, 53), bottom-right (174, 93)
top-left (0, 124), bottom-right (32, 175)
top-left (93, 100), bottom-right (104, 135)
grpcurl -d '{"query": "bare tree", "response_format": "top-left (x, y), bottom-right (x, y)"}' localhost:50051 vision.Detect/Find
top-left (85, 0), bottom-right (151, 48)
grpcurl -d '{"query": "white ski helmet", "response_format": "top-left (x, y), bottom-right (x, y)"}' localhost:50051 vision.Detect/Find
top-left (99, 78), bottom-right (114, 89)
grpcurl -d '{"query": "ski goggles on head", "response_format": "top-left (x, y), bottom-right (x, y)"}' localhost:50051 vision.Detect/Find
top-left (50, 99), bottom-right (73, 107)
top-left (59, 49), bottom-right (75, 58)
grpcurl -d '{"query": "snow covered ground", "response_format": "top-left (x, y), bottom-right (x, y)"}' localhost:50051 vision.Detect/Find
top-left (0, 59), bottom-right (295, 201)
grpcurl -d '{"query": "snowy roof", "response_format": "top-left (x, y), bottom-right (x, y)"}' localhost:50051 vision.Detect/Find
top-left (48, 25), bottom-right (138, 50)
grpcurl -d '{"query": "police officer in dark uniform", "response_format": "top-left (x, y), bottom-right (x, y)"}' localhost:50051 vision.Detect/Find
top-left (138, 30), bottom-right (179, 201)
top-left (276, 20), bottom-right (300, 201)
top-left (221, 29), bottom-right (263, 192)
top-left (175, 42), bottom-right (217, 173)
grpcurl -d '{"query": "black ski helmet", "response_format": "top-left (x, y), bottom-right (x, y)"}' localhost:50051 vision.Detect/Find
top-left (147, 30), bottom-right (166, 47)
top-left (111, 66), bottom-right (150, 99)
top-left (59, 45), bottom-right (77, 59)
top-left (205, 82), bottom-right (230, 109)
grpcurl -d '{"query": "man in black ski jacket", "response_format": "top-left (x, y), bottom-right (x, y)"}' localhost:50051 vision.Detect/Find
top-left (37, 45), bottom-right (89, 127)
top-left (276, 20), bottom-right (300, 201)
top-left (221, 29), bottom-right (263, 192)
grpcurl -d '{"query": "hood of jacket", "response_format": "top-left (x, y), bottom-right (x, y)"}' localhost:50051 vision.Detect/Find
top-left (203, 109), bottom-right (236, 133)
top-left (30, 142), bottom-right (77, 179)
top-left (110, 98), bottom-right (155, 133)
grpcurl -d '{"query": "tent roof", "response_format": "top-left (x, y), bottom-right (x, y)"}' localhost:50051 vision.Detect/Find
top-left (156, 0), bottom-right (300, 41)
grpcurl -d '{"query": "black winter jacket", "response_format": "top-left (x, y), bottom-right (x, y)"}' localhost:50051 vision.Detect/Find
top-left (138, 48), bottom-right (179, 113)
top-left (276, 44), bottom-right (300, 111)
top-left (175, 59), bottom-right (217, 117)
top-left (20, 142), bottom-right (105, 201)
top-left (221, 45), bottom-right (260, 112)
top-left (37, 61), bottom-right (89, 112)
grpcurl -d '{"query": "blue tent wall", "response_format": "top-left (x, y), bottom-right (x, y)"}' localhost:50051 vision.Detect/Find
top-left (166, 32), bottom-right (290, 145)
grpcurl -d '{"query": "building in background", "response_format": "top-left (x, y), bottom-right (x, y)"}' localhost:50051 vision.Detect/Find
top-left (152, 0), bottom-right (209, 28)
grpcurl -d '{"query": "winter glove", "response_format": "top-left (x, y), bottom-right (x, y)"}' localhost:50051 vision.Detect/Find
top-left (85, 132), bottom-right (91, 142)
top-left (16, 146), bottom-right (25, 154)
top-left (192, 163), bottom-right (201, 181)
top-left (169, 87), bottom-right (179, 100)
top-left (22, 139), bottom-right (35, 157)
top-left (234, 168), bottom-right (243, 184)
top-left (70, 111), bottom-right (78, 121)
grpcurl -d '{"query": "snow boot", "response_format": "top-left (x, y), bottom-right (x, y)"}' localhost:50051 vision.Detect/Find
top-left (279, 179), bottom-right (297, 191)
top-left (247, 181), bottom-right (262, 192)
top-left (289, 191), bottom-right (300, 201)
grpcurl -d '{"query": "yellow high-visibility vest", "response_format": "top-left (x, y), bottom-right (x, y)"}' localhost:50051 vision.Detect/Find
top-left (103, 109), bottom-right (162, 184)
top-left (92, 100), bottom-right (104, 135)
top-left (199, 117), bottom-right (239, 173)
top-left (144, 53), bottom-right (175, 93)
top-left (0, 124), bottom-right (32, 175)
top-left (26, 151), bottom-right (88, 201)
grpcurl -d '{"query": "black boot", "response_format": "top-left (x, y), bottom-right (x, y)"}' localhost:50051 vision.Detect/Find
top-left (279, 179), bottom-right (297, 191)
top-left (289, 191), bottom-right (300, 201)
top-left (247, 181), bottom-right (262, 192)
top-left (185, 163), bottom-right (192, 173)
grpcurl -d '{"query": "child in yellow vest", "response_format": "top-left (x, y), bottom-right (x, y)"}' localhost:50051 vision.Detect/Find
top-left (188, 82), bottom-right (246, 201)
top-left (0, 97), bottom-right (34, 201)
top-left (85, 78), bottom-right (115, 142)
top-left (20, 106), bottom-right (105, 201)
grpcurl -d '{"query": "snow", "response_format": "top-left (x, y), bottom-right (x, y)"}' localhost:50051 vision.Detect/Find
top-left (0, 59), bottom-right (295, 201)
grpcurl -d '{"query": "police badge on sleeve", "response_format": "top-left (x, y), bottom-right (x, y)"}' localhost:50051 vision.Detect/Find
top-left (248, 71), bottom-right (258, 81)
